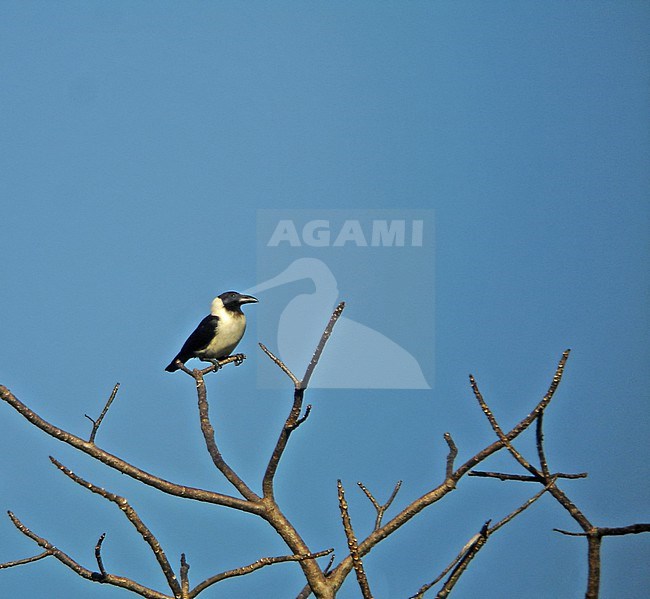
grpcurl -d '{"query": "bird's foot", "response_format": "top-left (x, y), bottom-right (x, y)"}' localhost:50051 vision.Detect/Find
top-left (233, 353), bottom-right (245, 366)
top-left (208, 359), bottom-right (222, 372)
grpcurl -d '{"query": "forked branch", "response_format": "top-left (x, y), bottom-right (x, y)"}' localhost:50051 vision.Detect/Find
top-left (357, 480), bottom-right (402, 531)
top-left (85, 382), bottom-right (120, 444)
top-left (0, 385), bottom-right (259, 513)
top-left (323, 351), bottom-right (574, 595)
top-left (262, 302), bottom-right (345, 501)
top-left (469, 352), bottom-right (650, 599)
top-left (411, 480), bottom-right (556, 598)
top-left (50, 457), bottom-right (181, 596)
top-left (7, 511), bottom-right (170, 599)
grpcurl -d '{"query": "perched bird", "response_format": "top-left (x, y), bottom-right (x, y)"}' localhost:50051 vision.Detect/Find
top-left (165, 291), bottom-right (258, 372)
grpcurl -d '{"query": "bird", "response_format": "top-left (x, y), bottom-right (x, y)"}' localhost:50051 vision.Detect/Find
top-left (165, 291), bottom-right (258, 372)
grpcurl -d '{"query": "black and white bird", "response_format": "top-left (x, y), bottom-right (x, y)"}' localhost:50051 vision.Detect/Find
top-left (165, 291), bottom-right (258, 372)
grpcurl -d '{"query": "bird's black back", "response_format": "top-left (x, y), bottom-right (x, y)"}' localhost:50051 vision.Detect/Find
top-left (168, 314), bottom-right (220, 368)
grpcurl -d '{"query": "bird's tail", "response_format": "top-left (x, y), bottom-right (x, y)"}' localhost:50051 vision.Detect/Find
top-left (165, 358), bottom-right (181, 372)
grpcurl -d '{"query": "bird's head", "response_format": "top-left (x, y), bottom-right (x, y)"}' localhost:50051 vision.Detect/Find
top-left (211, 291), bottom-right (258, 314)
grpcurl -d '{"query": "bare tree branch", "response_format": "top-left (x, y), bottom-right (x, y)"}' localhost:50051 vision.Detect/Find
top-left (412, 480), bottom-right (555, 598)
top-left (85, 382), bottom-right (120, 444)
top-left (466, 351), bottom-right (649, 599)
top-left (535, 411), bottom-right (551, 478)
top-left (594, 524), bottom-right (650, 536)
top-left (489, 478), bottom-right (557, 534)
top-left (468, 470), bottom-right (587, 482)
top-left (554, 524), bottom-right (650, 537)
top-left (6, 511), bottom-right (172, 599)
top-left (259, 343), bottom-right (300, 387)
top-left (469, 373), bottom-right (540, 479)
top-left (357, 480), bottom-right (402, 531)
top-left (175, 354), bottom-right (246, 378)
top-left (453, 349), bottom-right (571, 481)
top-left (337, 480), bottom-right (373, 599)
top-left (189, 549), bottom-right (333, 598)
top-left (50, 457), bottom-right (182, 597)
top-left (294, 553), bottom-right (336, 599)
top-left (174, 329), bottom-right (335, 595)
top-left (263, 388), bottom-right (307, 499)
top-left (325, 350), bottom-right (573, 595)
top-left (0, 550), bottom-right (52, 569)
top-left (435, 521), bottom-right (490, 598)
top-left (192, 369), bottom-right (260, 502)
top-left (3, 332), bottom-right (646, 599)
top-left (468, 359), bottom-right (609, 597)
top-left (443, 433), bottom-right (458, 479)
top-left (0, 385), bottom-right (261, 514)
top-left (94, 533), bottom-right (107, 580)
top-left (301, 302), bottom-right (345, 390)
top-left (262, 302), bottom-right (345, 501)
top-left (180, 554), bottom-right (190, 599)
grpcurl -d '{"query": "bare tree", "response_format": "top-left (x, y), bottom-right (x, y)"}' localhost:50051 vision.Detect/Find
top-left (1, 303), bottom-right (648, 598)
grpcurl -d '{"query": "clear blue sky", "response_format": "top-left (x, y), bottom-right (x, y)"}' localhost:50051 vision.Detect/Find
top-left (1, 2), bottom-right (648, 598)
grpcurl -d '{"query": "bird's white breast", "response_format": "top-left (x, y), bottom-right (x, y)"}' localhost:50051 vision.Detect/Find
top-left (201, 310), bottom-right (246, 359)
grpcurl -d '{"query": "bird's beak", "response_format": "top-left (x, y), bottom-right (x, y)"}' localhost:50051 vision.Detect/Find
top-left (238, 294), bottom-right (258, 305)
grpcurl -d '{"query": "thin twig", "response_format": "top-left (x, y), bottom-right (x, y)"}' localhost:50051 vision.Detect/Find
top-left (94, 533), bottom-right (107, 579)
top-left (323, 552), bottom-right (336, 575)
top-left (554, 528), bottom-right (592, 537)
top-left (180, 554), bottom-right (190, 599)
top-left (259, 343), bottom-right (300, 387)
top-left (293, 404), bottom-right (312, 429)
top-left (176, 354), bottom-right (246, 378)
top-left (85, 382), bottom-right (120, 444)
top-left (412, 480), bottom-right (555, 598)
top-left (357, 480), bottom-right (402, 531)
top-left (469, 373), bottom-right (540, 478)
top-left (409, 529), bottom-right (484, 599)
top-left (188, 549), bottom-right (333, 598)
top-left (536, 411), bottom-right (551, 478)
top-left (0, 550), bottom-right (52, 569)
top-left (301, 302), bottom-right (345, 390)
top-left (338, 480), bottom-right (373, 599)
top-left (468, 470), bottom-right (588, 482)
top-left (554, 523), bottom-right (650, 538)
top-left (294, 552), bottom-right (336, 599)
top-left (262, 304), bottom-right (344, 499)
top-left (489, 478), bottom-right (557, 534)
top-left (436, 521), bottom-right (490, 598)
top-left (443, 433), bottom-right (458, 479)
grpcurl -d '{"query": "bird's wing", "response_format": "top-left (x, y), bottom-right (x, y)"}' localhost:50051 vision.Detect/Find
top-left (175, 314), bottom-right (220, 361)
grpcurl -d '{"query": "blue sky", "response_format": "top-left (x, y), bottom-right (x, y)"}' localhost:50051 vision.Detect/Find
top-left (1, 2), bottom-right (648, 598)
